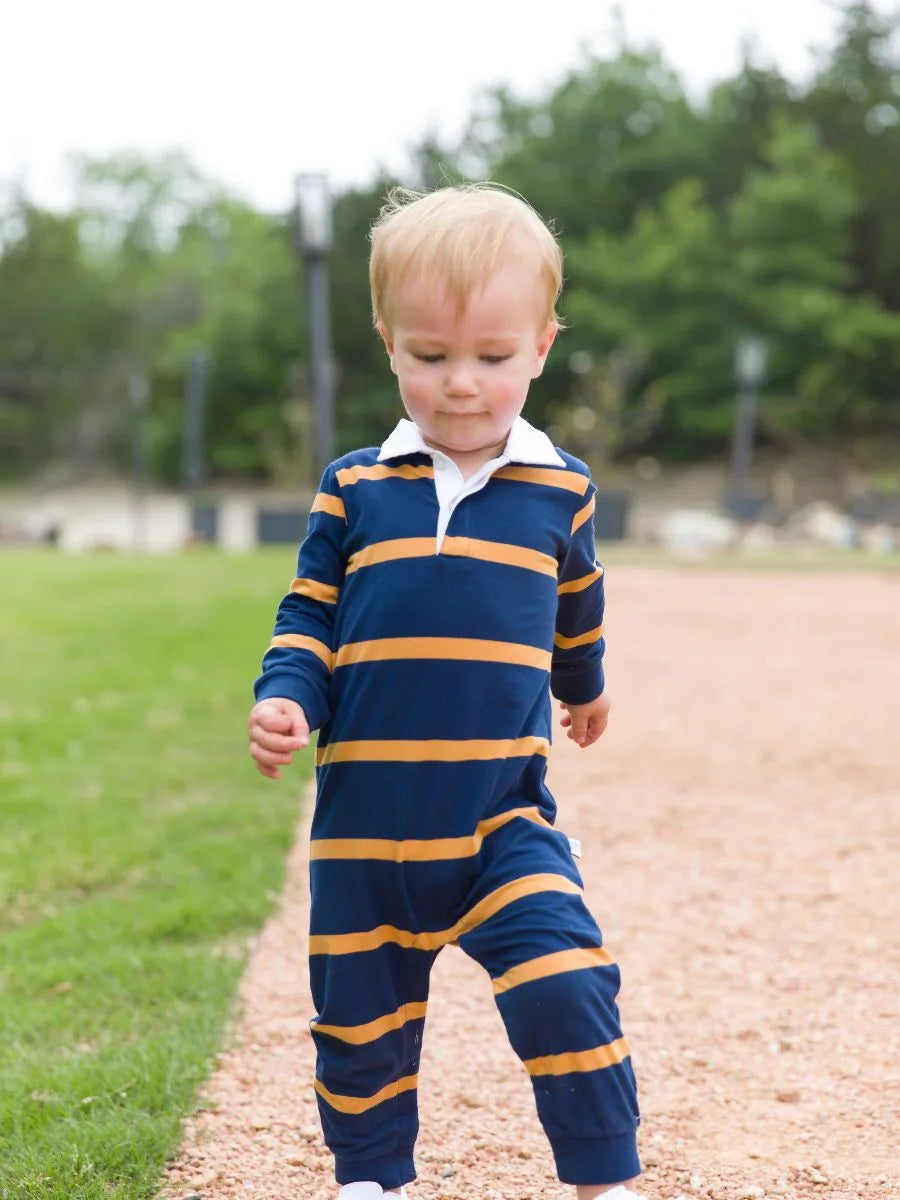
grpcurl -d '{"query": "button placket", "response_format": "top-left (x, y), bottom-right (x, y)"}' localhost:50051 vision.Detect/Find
top-left (433, 453), bottom-right (509, 553)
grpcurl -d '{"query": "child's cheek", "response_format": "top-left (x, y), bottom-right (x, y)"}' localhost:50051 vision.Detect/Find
top-left (404, 376), bottom-right (431, 406)
top-left (398, 375), bottom-right (437, 422)
top-left (497, 373), bottom-right (529, 408)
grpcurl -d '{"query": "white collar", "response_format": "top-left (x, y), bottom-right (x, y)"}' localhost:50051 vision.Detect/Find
top-left (377, 416), bottom-right (565, 468)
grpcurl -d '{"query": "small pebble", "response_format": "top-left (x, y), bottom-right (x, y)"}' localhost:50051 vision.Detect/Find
top-left (187, 1174), bottom-right (218, 1189)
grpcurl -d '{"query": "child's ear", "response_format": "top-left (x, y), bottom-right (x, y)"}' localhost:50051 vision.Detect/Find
top-left (532, 322), bottom-right (558, 378)
top-left (376, 321), bottom-right (397, 374)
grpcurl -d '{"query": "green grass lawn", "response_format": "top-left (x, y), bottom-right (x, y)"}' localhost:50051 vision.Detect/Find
top-left (0, 549), bottom-right (312, 1200)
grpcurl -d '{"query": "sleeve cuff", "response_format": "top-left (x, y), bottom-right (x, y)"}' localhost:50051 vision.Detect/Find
top-left (253, 672), bottom-right (330, 733)
top-left (550, 663), bottom-right (605, 706)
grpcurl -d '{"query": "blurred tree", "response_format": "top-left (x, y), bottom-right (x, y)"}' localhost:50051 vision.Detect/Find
top-left (73, 154), bottom-right (302, 482)
top-left (2, 0), bottom-right (898, 483)
top-left (801, 1), bottom-right (900, 308)
top-left (0, 198), bottom-right (123, 475)
top-left (703, 58), bottom-right (794, 204)
top-left (563, 179), bottom-right (738, 458)
top-left (328, 180), bottom-right (405, 456)
top-left (729, 117), bottom-right (900, 440)
top-left (463, 48), bottom-right (707, 239)
top-left (455, 49), bottom-right (711, 436)
top-left (562, 116), bottom-right (900, 457)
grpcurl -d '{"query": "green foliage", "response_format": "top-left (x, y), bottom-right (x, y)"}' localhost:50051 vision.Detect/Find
top-left (557, 113), bottom-right (900, 457)
top-left (730, 119), bottom-right (900, 438)
top-left (475, 5), bottom-right (900, 459)
top-left (703, 62), bottom-right (795, 204)
top-left (562, 180), bottom-right (736, 456)
top-left (2, 0), bottom-right (899, 477)
top-left (800, 1), bottom-right (900, 307)
top-left (0, 550), bottom-right (312, 1199)
top-left (74, 156), bottom-right (304, 482)
top-left (463, 47), bottom-right (709, 241)
top-left (329, 182), bottom-right (406, 454)
top-left (0, 202), bottom-right (125, 471)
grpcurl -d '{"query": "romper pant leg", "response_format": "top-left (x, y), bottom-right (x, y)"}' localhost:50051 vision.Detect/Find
top-left (308, 854), bottom-right (439, 1191)
top-left (455, 816), bottom-right (641, 1186)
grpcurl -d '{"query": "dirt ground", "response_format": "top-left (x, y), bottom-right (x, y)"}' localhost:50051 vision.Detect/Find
top-left (162, 567), bottom-right (900, 1200)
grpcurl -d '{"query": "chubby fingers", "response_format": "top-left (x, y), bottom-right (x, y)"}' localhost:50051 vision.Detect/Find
top-left (248, 702), bottom-right (308, 746)
top-left (577, 713), bottom-right (607, 747)
top-left (248, 702), bottom-right (309, 778)
top-left (559, 699), bottom-right (609, 747)
top-left (560, 706), bottom-right (589, 745)
top-left (567, 709), bottom-right (591, 747)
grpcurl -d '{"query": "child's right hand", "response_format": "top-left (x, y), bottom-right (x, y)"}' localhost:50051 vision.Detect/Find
top-left (247, 698), bottom-right (310, 779)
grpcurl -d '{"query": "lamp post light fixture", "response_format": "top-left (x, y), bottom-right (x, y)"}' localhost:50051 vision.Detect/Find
top-left (727, 334), bottom-right (769, 521)
top-left (294, 173), bottom-right (335, 477)
top-left (735, 334), bottom-right (768, 392)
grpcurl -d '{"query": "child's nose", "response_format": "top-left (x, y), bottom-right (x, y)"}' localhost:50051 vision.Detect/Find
top-left (444, 363), bottom-right (478, 395)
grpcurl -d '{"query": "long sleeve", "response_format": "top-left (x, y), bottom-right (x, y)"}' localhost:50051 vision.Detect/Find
top-left (551, 483), bottom-right (606, 705)
top-left (253, 465), bottom-right (347, 732)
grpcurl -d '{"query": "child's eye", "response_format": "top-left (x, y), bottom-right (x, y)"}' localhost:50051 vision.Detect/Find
top-left (482, 354), bottom-right (511, 364)
top-left (414, 353), bottom-right (444, 364)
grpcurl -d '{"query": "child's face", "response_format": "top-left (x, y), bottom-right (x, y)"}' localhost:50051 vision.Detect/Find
top-left (377, 259), bottom-right (557, 464)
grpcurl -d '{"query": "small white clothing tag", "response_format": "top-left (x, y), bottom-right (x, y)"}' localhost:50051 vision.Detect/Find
top-left (568, 836), bottom-right (582, 859)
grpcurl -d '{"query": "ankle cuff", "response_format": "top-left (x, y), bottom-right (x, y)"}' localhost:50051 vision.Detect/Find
top-left (335, 1148), bottom-right (415, 1191)
top-left (550, 1130), bottom-right (641, 1185)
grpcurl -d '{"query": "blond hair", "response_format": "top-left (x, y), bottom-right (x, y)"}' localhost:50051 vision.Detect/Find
top-left (369, 183), bottom-right (564, 330)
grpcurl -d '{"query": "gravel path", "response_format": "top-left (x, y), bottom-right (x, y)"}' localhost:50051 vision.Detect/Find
top-left (163, 567), bottom-right (900, 1200)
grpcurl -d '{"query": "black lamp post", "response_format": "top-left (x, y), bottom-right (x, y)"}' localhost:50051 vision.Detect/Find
top-left (727, 334), bottom-right (768, 521)
top-left (181, 347), bottom-right (210, 493)
top-left (128, 371), bottom-right (149, 551)
top-left (294, 173), bottom-right (335, 476)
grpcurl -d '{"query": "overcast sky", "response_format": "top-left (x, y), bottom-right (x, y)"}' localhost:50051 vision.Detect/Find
top-left (2, 0), bottom-right (894, 212)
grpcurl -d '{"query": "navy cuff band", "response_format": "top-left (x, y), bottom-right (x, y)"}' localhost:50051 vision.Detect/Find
top-left (551, 1129), bottom-right (641, 1185)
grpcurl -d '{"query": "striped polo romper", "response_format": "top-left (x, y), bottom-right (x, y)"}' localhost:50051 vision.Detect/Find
top-left (254, 433), bottom-right (640, 1191)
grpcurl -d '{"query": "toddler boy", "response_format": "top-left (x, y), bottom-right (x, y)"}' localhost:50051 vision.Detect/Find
top-left (248, 184), bottom-right (641, 1200)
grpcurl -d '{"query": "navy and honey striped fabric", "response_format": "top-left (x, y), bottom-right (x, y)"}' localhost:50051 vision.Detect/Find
top-left (256, 445), bottom-right (605, 779)
top-left (254, 445), bottom-right (639, 1189)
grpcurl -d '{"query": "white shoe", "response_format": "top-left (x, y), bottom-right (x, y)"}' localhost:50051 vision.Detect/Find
top-left (337, 1185), bottom-right (408, 1199)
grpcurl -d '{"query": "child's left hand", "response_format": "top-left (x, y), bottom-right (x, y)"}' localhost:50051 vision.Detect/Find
top-left (559, 693), bottom-right (610, 747)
